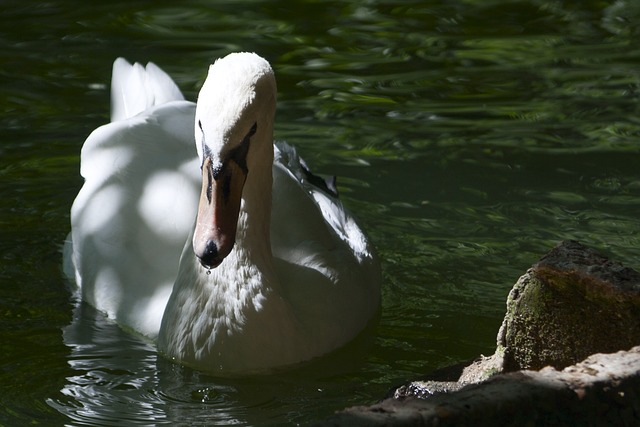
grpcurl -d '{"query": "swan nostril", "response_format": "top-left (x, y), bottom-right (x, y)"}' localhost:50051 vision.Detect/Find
top-left (205, 240), bottom-right (218, 256)
top-left (197, 240), bottom-right (222, 269)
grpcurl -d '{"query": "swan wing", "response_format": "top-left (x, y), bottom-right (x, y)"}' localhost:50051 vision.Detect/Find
top-left (271, 143), bottom-right (381, 348)
top-left (66, 59), bottom-right (198, 337)
top-left (68, 100), bottom-right (199, 338)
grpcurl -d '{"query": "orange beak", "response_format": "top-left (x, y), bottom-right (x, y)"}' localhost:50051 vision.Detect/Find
top-left (192, 156), bottom-right (247, 269)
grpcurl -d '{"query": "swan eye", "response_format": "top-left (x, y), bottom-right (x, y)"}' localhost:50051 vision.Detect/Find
top-left (212, 164), bottom-right (223, 180)
top-left (226, 123), bottom-right (256, 175)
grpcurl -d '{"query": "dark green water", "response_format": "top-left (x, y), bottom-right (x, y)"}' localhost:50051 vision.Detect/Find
top-left (2, 0), bottom-right (640, 425)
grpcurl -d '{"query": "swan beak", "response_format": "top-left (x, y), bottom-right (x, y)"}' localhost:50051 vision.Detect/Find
top-left (193, 156), bottom-right (247, 269)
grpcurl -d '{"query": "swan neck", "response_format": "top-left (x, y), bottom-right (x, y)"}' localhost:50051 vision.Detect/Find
top-left (233, 142), bottom-right (274, 274)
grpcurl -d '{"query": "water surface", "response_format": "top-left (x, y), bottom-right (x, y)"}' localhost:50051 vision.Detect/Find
top-left (2, 0), bottom-right (640, 425)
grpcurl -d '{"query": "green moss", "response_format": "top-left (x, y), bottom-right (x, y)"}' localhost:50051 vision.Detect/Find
top-left (501, 269), bottom-right (640, 371)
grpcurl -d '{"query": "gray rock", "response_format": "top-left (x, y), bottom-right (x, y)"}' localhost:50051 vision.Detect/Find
top-left (498, 240), bottom-right (640, 371)
top-left (392, 380), bottom-right (463, 400)
top-left (319, 347), bottom-right (640, 426)
top-left (316, 241), bottom-right (640, 426)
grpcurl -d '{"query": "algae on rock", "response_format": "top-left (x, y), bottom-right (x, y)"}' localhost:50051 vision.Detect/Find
top-left (498, 240), bottom-right (640, 371)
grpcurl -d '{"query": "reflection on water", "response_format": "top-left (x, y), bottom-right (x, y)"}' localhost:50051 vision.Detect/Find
top-left (2, 0), bottom-right (640, 425)
top-left (48, 298), bottom-right (383, 425)
top-left (49, 300), bottom-right (168, 425)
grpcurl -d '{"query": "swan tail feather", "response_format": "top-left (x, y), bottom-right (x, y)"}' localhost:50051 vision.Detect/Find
top-left (110, 58), bottom-right (185, 122)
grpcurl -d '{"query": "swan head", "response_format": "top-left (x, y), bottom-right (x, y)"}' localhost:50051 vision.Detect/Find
top-left (192, 52), bottom-right (276, 269)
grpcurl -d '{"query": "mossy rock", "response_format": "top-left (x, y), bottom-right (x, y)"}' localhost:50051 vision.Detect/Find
top-left (498, 240), bottom-right (640, 371)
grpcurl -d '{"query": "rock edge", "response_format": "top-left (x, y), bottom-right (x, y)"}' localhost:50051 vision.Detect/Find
top-left (318, 346), bottom-right (640, 426)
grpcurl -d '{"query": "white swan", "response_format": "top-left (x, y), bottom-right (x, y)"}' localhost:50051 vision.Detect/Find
top-left (64, 52), bottom-right (381, 374)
